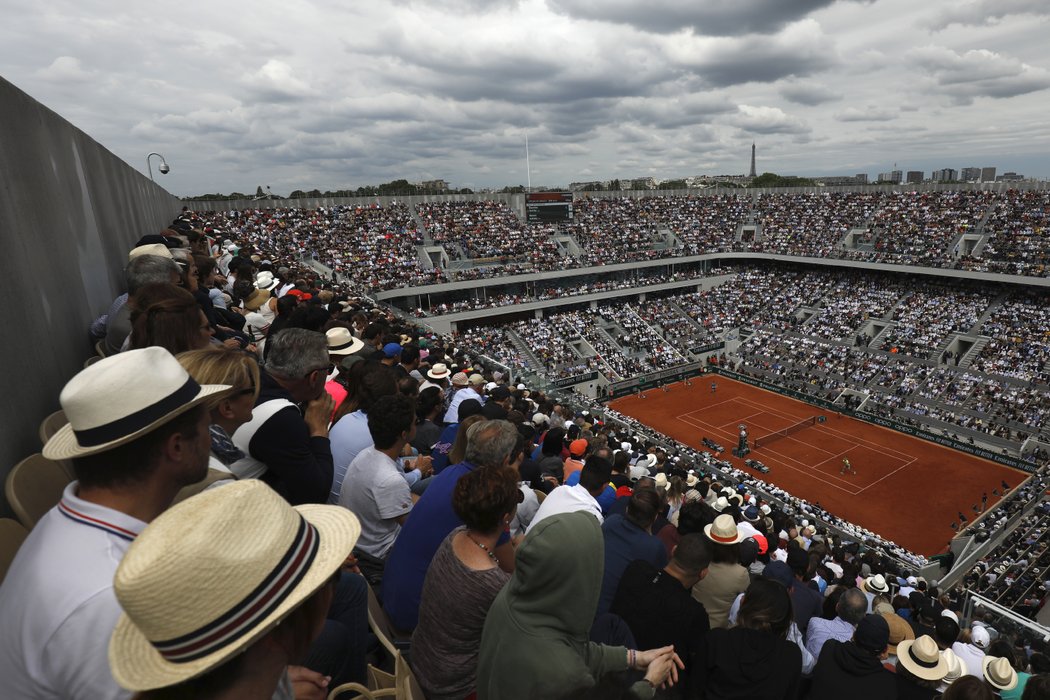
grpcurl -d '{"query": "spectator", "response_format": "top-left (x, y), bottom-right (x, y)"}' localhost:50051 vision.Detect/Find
top-left (692, 514), bottom-right (751, 629)
top-left (527, 454), bottom-right (611, 531)
top-left (694, 578), bottom-right (802, 699)
top-left (106, 480), bottom-right (359, 700)
top-left (610, 533), bottom-right (712, 697)
top-left (597, 488), bottom-right (669, 616)
top-left (328, 360), bottom-right (398, 503)
top-left (942, 676), bottom-right (996, 699)
top-left (175, 346), bottom-right (260, 479)
top-left (0, 347), bottom-right (231, 699)
top-left (896, 635), bottom-right (949, 699)
top-left (807, 614), bottom-right (896, 700)
top-left (808, 588), bottom-right (868, 659)
top-left (411, 466), bottom-right (520, 700)
top-left (338, 393), bottom-right (416, 567)
top-left (383, 420), bottom-right (520, 631)
top-left (231, 328), bottom-right (335, 504)
top-left (129, 283), bottom-right (215, 354)
top-left (97, 251), bottom-right (181, 354)
top-left (954, 626), bottom-right (991, 678)
top-left (477, 511), bottom-right (682, 699)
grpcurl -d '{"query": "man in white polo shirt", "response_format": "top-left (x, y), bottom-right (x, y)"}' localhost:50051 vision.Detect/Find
top-left (0, 347), bottom-right (231, 700)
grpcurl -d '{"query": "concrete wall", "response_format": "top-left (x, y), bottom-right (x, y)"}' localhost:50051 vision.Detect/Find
top-left (0, 76), bottom-right (182, 516)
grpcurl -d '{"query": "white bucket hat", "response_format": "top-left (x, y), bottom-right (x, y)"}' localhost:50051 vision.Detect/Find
top-left (255, 271), bottom-right (279, 291)
top-left (43, 347), bottom-right (232, 460)
top-left (108, 480), bottom-right (360, 691)
top-left (653, 473), bottom-right (670, 490)
top-left (704, 514), bottom-right (745, 545)
top-left (326, 327), bottom-right (364, 356)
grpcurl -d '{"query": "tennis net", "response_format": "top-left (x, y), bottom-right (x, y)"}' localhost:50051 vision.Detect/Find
top-left (753, 416), bottom-right (818, 449)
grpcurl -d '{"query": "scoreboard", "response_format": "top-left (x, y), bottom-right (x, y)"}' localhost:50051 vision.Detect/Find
top-left (525, 192), bottom-right (573, 223)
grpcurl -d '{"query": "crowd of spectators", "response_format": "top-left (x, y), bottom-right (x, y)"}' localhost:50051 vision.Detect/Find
top-left (13, 199), bottom-right (1050, 699)
top-left (974, 189), bottom-right (1050, 276)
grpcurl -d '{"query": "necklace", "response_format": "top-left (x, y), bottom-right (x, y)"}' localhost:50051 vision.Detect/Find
top-left (465, 532), bottom-right (500, 566)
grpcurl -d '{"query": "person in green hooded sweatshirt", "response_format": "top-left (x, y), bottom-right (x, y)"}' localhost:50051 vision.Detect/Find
top-left (477, 510), bottom-right (682, 699)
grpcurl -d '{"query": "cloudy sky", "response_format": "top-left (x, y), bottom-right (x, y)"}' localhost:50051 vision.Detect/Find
top-left (3, 0), bottom-right (1049, 194)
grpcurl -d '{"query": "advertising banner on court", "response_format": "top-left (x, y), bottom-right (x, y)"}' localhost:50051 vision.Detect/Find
top-left (553, 371), bottom-right (599, 388)
top-left (608, 361), bottom-right (707, 398)
top-left (712, 368), bottom-right (1035, 473)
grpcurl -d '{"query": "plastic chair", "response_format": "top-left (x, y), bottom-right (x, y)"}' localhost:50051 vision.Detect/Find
top-left (534, 488), bottom-right (547, 504)
top-left (38, 410), bottom-right (68, 445)
top-left (171, 468), bottom-right (234, 506)
top-left (0, 518), bottom-right (29, 585)
top-left (366, 581), bottom-right (411, 659)
top-left (327, 652), bottom-right (424, 700)
top-left (94, 339), bottom-right (109, 358)
top-left (5, 453), bottom-right (73, 529)
top-left (83, 355), bottom-right (103, 368)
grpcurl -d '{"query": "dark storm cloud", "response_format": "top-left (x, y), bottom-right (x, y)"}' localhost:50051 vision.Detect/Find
top-left (547, 0), bottom-right (855, 36)
top-left (779, 81), bottom-right (842, 106)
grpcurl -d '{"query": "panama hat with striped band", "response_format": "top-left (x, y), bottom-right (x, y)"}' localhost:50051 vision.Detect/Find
top-left (896, 635), bottom-right (948, 681)
top-left (704, 514), bottom-right (746, 545)
top-left (43, 347), bottom-right (232, 461)
top-left (326, 327), bottom-right (364, 356)
top-left (109, 479), bottom-right (361, 691)
top-left (983, 656), bottom-right (1018, 691)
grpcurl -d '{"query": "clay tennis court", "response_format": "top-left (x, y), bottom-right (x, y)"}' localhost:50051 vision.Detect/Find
top-left (608, 376), bottom-right (1026, 556)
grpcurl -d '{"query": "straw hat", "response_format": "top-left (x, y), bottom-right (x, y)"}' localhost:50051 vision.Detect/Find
top-left (653, 473), bottom-right (670, 490)
top-left (712, 496), bottom-right (730, 512)
top-left (427, 363), bottom-right (451, 380)
top-left (982, 656), bottom-right (1018, 691)
top-left (896, 636), bottom-right (948, 681)
top-left (865, 574), bottom-right (890, 594)
top-left (940, 649), bottom-right (963, 686)
top-left (243, 287), bottom-right (270, 311)
top-left (451, 372), bottom-right (469, 387)
top-left (686, 472), bottom-right (699, 488)
top-left (704, 514), bottom-right (745, 545)
top-left (43, 348), bottom-right (232, 460)
top-left (128, 243), bottom-right (173, 260)
top-left (108, 480), bottom-right (360, 691)
top-left (326, 327), bottom-right (364, 356)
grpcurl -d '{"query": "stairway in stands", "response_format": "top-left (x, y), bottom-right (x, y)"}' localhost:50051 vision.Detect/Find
top-left (506, 329), bottom-right (545, 371)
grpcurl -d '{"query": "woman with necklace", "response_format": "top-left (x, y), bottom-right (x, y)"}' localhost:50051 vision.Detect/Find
top-left (411, 466), bottom-right (521, 700)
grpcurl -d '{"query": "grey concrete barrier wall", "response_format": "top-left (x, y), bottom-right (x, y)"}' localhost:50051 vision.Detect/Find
top-left (0, 76), bottom-right (182, 516)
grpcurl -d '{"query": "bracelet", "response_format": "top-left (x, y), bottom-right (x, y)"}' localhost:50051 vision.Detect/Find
top-left (628, 649), bottom-right (636, 669)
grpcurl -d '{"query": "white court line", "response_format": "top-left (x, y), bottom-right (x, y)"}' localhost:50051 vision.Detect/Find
top-left (734, 395), bottom-right (915, 461)
top-left (676, 412), bottom-right (862, 495)
top-left (721, 410), bottom-right (768, 429)
top-left (853, 456), bottom-right (918, 494)
top-left (675, 396), bottom-right (752, 421)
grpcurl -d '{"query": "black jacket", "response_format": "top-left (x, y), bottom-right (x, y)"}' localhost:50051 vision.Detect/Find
top-left (807, 639), bottom-right (897, 700)
top-left (695, 627), bottom-right (801, 700)
top-left (250, 371), bottom-right (334, 505)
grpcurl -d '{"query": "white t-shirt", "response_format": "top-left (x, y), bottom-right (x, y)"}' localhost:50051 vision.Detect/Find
top-left (339, 446), bottom-right (412, 558)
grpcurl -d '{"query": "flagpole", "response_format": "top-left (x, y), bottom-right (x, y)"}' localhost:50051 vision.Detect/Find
top-left (525, 131), bottom-right (532, 193)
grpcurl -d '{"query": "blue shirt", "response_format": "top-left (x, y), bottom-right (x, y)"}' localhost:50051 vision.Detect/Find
top-left (382, 461), bottom-right (507, 631)
top-left (597, 514), bottom-right (668, 617)
top-left (429, 423), bottom-right (460, 475)
top-left (329, 410), bottom-right (372, 504)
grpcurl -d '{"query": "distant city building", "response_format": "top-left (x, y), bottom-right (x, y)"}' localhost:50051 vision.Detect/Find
top-left (931, 168), bottom-right (958, 182)
top-left (417, 179), bottom-right (450, 192)
top-left (877, 170), bottom-right (902, 183)
top-left (855, 173), bottom-right (869, 184)
top-left (981, 167), bottom-right (997, 182)
top-left (997, 172), bottom-right (1024, 182)
top-left (960, 167), bottom-right (981, 182)
top-left (906, 171), bottom-right (923, 184)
